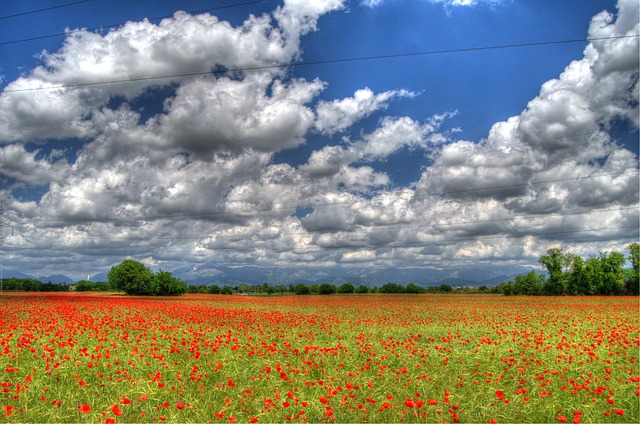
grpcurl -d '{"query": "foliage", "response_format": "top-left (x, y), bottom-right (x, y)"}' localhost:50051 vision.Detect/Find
top-left (108, 260), bottom-right (153, 295)
top-left (337, 282), bottom-right (355, 294)
top-left (355, 284), bottom-right (369, 294)
top-left (207, 284), bottom-right (221, 294)
top-left (1, 278), bottom-right (68, 292)
top-left (505, 245), bottom-right (638, 295)
top-left (379, 282), bottom-right (406, 293)
top-left (294, 283), bottom-right (310, 295)
top-left (405, 282), bottom-right (426, 294)
top-left (108, 260), bottom-right (186, 296)
top-left (318, 283), bottom-right (337, 295)
top-left (152, 270), bottom-right (187, 296)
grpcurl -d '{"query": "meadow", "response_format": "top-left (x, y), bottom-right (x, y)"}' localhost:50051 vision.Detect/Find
top-left (0, 292), bottom-right (638, 423)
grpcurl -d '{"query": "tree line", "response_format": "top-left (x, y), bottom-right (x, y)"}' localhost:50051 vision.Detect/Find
top-left (183, 281), bottom-right (485, 295)
top-left (500, 243), bottom-right (639, 296)
top-left (1, 278), bottom-right (71, 292)
top-left (107, 259), bottom-right (187, 296)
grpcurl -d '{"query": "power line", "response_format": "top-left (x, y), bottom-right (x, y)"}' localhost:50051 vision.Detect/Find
top-left (0, 0), bottom-right (271, 46)
top-left (0, 0), bottom-right (93, 20)
top-left (2, 34), bottom-right (638, 93)
top-left (9, 169), bottom-right (638, 223)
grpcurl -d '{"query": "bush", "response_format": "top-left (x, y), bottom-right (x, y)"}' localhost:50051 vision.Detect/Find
top-left (355, 285), bottom-right (369, 294)
top-left (318, 283), bottom-right (337, 295)
top-left (379, 283), bottom-right (405, 293)
top-left (294, 283), bottom-right (310, 295)
top-left (108, 260), bottom-right (153, 295)
top-left (153, 270), bottom-right (187, 296)
top-left (337, 282), bottom-right (355, 294)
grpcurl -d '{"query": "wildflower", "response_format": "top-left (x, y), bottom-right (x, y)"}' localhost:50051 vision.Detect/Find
top-left (112, 404), bottom-right (124, 417)
top-left (79, 404), bottom-right (91, 414)
top-left (4, 406), bottom-right (14, 417)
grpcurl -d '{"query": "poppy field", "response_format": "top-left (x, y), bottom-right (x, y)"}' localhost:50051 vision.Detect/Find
top-left (0, 293), bottom-right (638, 423)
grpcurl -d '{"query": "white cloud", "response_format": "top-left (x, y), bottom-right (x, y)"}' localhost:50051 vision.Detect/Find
top-left (0, 0), bottom-right (637, 279)
top-left (0, 144), bottom-right (70, 185)
top-left (314, 87), bottom-right (415, 134)
top-left (149, 75), bottom-right (324, 155)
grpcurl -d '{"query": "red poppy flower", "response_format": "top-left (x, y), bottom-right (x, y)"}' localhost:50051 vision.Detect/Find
top-left (79, 404), bottom-right (91, 414)
top-left (112, 404), bottom-right (124, 416)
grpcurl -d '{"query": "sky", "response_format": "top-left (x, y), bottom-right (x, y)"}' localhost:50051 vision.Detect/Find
top-left (0, 0), bottom-right (638, 280)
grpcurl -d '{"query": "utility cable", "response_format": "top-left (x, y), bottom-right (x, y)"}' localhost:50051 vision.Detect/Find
top-left (2, 34), bottom-right (638, 93)
top-left (0, 0), bottom-right (92, 20)
top-left (0, 0), bottom-right (271, 46)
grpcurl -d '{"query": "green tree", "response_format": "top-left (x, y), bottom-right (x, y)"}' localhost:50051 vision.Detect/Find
top-left (221, 285), bottom-right (234, 295)
top-left (405, 283), bottom-right (425, 294)
top-left (499, 281), bottom-right (514, 296)
top-left (513, 271), bottom-right (542, 295)
top-left (75, 280), bottom-right (93, 292)
top-left (625, 242), bottom-right (639, 295)
top-left (567, 255), bottom-right (588, 295)
top-left (599, 251), bottom-right (625, 295)
top-left (539, 248), bottom-right (567, 295)
top-left (337, 282), bottom-right (355, 294)
top-left (152, 270), bottom-right (187, 296)
top-left (318, 283), bottom-right (337, 295)
top-left (438, 284), bottom-right (452, 293)
top-left (93, 281), bottom-right (110, 291)
top-left (355, 285), bottom-right (369, 294)
top-left (294, 283), bottom-right (310, 295)
top-left (108, 259), bottom-right (153, 295)
top-left (583, 257), bottom-right (602, 295)
top-left (379, 283), bottom-right (405, 293)
top-left (207, 284), bottom-right (221, 294)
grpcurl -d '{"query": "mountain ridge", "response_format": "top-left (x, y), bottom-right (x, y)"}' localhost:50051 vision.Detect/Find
top-left (3, 264), bottom-right (534, 287)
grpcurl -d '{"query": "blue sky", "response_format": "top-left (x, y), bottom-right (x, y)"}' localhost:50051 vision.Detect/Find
top-left (0, 0), bottom-right (638, 279)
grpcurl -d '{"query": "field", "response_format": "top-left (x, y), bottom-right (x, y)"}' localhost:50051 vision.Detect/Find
top-left (0, 293), bottom-right (638, 423)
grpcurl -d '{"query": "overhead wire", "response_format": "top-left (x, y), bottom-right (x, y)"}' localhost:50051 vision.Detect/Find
top-left (0, 0), bottom-right (272, 46)
top-left (0, 2), bottom-right (637, 267)
top-left (2, 34), bottom-right (638, 93)
top-left (0, 0), bottom-right (93, 20)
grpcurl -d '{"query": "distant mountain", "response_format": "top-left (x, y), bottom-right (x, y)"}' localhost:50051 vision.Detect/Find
top-left (172, 264), bottom-right (534, 287)
top-left (37, 274), bottom-right (75, 284)
top-left (3, 263), bottom-right (533, 288)
top-left (2, 270), bottom-right (35, 279)
top-left (90, 272), bottom-right (110, 282)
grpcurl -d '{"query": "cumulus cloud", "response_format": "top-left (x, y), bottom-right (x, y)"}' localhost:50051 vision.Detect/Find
top-left (363, 0), bottom-right (504, 8)
top-left (314, 88), bottom-right (416, 134)
top-left (0, 0), bottom-right (637, 279)
top-left (150, 75), bottom-right (325, 155)
top-left (301, 114), bottom-right (449, 178)
top-left (0, 144), bottom-right (70, 185)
